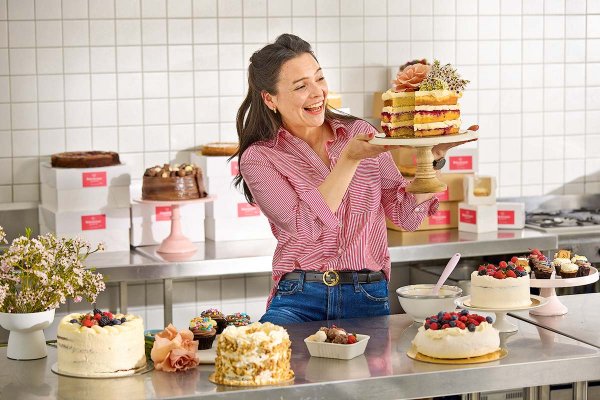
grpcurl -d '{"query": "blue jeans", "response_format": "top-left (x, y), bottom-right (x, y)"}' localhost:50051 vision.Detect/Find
top-left (259, 270), bottom-right (390, 325)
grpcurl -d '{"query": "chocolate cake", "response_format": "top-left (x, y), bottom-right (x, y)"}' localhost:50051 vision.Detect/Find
top-left (51, 151), bottom-right (121, 168)
top-left (142, 164), bottom-right (208, 201)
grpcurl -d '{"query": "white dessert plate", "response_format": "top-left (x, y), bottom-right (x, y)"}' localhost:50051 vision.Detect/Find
top-left (529, 267), bottom-right (598, 288)
top-left (455, 295), bottom-right (548, 312)
top-left (304, 334), bottom-right (370, 360)
top-left (369, 130), bottom-right (479, 146)
top-left (51, 361), bottom-right (153, 379)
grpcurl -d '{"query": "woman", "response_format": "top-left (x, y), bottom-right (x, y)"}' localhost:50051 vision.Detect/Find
top-left (233, 34), bottom-right (468, 325)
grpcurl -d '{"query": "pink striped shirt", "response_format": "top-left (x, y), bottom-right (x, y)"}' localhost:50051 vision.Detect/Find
top-left (240, 118), bottom-right (439, 308)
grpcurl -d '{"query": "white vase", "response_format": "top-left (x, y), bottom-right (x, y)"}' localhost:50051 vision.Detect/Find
top-left (0, 309), bottom-right (55, 360)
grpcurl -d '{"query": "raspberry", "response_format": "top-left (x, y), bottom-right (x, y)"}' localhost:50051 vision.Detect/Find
top-left (103, 312), bottom-right (113, 320)
top-left (511, 256), bottom-right (518, 263)
top-left (82, 319), bottom-right (94, 328)
top-left (442, 324), bottom-right (450, 329)
top-left (506, 270), bottom-right (517, 278)
top-left (429, 323), bottom-right (439, 330)
top-left (94, 313), bottom-right (102, 321)
top-left (443, 313), bottom-right (452, 321)
top-left (459, 315), bottom-right (468, 322)
top-left (493, 271), bottom-right (506, 279)
top-left (456, 321), bottom-right (466, 329)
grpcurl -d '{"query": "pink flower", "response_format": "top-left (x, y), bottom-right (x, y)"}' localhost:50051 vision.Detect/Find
top-left (393, 63), bottom-right (431, 92)
top-left (73, 296), bottom-right (82, 303)
top-left (151, 324), bottom-right (199, 372)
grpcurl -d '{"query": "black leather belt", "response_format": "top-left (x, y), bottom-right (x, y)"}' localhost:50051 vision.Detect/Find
top-left (281, 271), bottom-right (384, 286)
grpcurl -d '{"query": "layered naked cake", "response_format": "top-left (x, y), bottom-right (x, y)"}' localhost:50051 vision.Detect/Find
top-left (412, 310), bottom-right (500, 359)
top-left (212, 322), bottom-right (294, 386)
top-left (381, 60), bottom-right (468, 138)
top-left (470, 261), bottom-right (531, 309)
top-left (57, 310), bottom-right (146, 377)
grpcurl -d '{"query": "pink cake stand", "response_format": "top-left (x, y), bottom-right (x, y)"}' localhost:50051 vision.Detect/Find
top-left (529, 267), bottom-right (598, 316)
top-left (134, 197), bottom-right (215, 254)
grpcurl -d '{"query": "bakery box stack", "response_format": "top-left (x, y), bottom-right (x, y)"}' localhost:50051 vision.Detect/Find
top-left (39, 152), bottom-right (131, 252)
top-left (191, 145), bottom-right (273, 241)
top-left (129, 180), bottom-right (205, 246)
top-left (386, 147), bottom-right (474, 233)
top-left (458, 175), bottom-right (498, 233)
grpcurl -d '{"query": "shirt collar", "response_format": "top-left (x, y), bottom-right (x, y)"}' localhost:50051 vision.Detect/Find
top-left (272, 117), bottom-right (348, 146)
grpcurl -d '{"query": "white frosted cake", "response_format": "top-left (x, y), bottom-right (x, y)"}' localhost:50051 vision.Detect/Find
top-left (412, 311), bottom-right (500, 359)
top-left (212, 322), bottom-right (294, 386)
top-left (57, 311), bottom-right (146, 377)
top-left (470, 261), bottom-right (531, 309)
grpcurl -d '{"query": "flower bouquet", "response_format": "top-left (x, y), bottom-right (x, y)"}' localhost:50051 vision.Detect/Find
top-left (0, 226), bottom-right (106, 359)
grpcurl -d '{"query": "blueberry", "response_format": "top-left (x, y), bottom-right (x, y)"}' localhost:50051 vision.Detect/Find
top-left (486, 316), bottom-right (493, 324)
top-left (478, 270), bottom-right (486, 276)
top-left (468, 324), bottom-right (476, 332)
top-left (121, 317), bottom-right (127, 323)
top-left (430, 318), bottom-right (438, 324)
top-left (93, 308), bottom-right (102, 315)
top-left (437, 312), bottom-right (444, 320)
top-left (112, 319), bottom-right (121, 325)
top-left (451, 315), bottom-right (458, 320)
top-left (460, 309), bottom-right (469, 316)
top-left (70, 319), bottom-right (78, 324)
top-left (449, 320), bottom-right (457, 327)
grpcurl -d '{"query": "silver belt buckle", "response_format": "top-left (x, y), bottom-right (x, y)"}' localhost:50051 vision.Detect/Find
top-left (322, 270), bottom-right (340, 286)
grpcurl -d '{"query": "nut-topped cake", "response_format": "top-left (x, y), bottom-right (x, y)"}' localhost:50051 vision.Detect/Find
top-left (142, 163), bottom-right (208, 201)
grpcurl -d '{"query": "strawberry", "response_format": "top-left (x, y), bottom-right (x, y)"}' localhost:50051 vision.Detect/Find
top-left (429, 323), bottom-right (439, 330)
top-left (493, 271), bottom-right (506, 279)
top-left (478, 265), bottom-right (487, 272)
top-left (347, 334), bottom-right (357, 344)
top-left (511, 256), bottom-right (518, 263)
top-left (443, 313), bottom-right (452, 321)
top-left (94, 313), bottom-right (102, 321)
top-left (506, 270), bottom-right (517, 278)
top-left (516, 266), bottom-right (525, 272)
top-left (487, 270), bottom-right (495, 276)
top-left (82, 319), bottom-right (94, 328)
top-left (499, 261), bottom-right (508, 268)
top-left (459, 315), bottom-right (468, 322)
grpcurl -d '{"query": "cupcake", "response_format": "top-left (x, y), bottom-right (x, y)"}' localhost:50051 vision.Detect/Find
top-left (559, 262), bottom-right (578, 279)
top-left (225, 312), bottom-right (251, 327)
top-left (200, 308), bottom-right (226, 334)
top-left (190, 317), bottom-right (216, 350)
top-left (576, 261), bottom-right (592, 277)
top-left (571, 254), bottom-right (588, 264)
top-left (552, 258), bottom-right (571, 275)
top-left (533, 261), bottom-right (554, 279)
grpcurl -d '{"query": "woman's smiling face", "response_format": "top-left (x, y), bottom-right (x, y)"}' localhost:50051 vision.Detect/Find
top-left (269, 52), bottom-right (329, 131)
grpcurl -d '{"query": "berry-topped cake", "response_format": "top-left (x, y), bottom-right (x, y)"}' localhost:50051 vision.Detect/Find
top-left (57, 309), bottom-right (146, 377)
top-left (470, 259), bottom-right (531, 309)
top-left (381, 60), bottom-right (469, 138)
top-left (412, 310), bottom-right (500, 359)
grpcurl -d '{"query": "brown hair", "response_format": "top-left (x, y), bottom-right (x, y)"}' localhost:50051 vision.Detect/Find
top-left (232, 33), bottom-right (357, 203)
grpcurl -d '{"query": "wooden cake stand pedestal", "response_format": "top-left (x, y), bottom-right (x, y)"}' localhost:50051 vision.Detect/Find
top-left (370, 130), bottom-right (479, 194)
top-left (134, 197), bottom-right (214, 254)
top-left (529, 267), bottom-right (598, 316)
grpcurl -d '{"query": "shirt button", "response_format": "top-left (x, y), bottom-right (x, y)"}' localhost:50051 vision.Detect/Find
top-left (415, 208), bottom-right (422, 212)
top-left (338, 221), bottom-right (343, 228)
top-left (338, 248), bottom-right (343, 254)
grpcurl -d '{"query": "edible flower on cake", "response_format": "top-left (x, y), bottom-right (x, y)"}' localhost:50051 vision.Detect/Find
top-left (151, 324), bottom-right (200, 372)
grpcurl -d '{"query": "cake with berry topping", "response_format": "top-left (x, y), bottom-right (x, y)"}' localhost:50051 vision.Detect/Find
top-left (211, 322), bottom-right (294, 386)
top-left (412, 310), bottom-right (500, 359)
top-left (57, 309), bottom-right (146, 377)
top-left (470, 259), bottom-right (531, 309)
top-left (381, 60), bottom-right (468, 138)
top-left (142, 163), bottom-right (208, 201)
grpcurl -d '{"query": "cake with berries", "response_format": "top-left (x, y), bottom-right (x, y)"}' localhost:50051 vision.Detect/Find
top-left (57, 309), bottom-right (146, 377)
top-left (470, 259), bottom-right (531, 309)
top-left (412, 310), bottom-right (500, 359)
top-left (142, 163), bottom-right (208, 201)
top-left (381, 60), bottom-right (468, 138)
top-left (211, 322), bottom-right (294, 386)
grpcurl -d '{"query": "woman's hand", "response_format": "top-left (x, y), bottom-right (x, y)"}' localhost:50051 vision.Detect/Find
top-left (341, 133), bottom-right (402, 162)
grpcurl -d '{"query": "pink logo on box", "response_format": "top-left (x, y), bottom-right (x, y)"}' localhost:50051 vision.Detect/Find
top-left (497, 210), bottom-right (515, 225)
top-left (155, 206), bottom-right (172, 221)
top-left (81, 214), bottom-right (106, 231)
top-left (429, 210), bottom-right (450, 225)
top-left (460, 208), bottom-right (477, 224)
top-left (82, 171), bottom-right (107, 187)
top-left (449, 156), bottom-right (473, 171)
top-left (237, 203), bottom-right (260, 217)
top-left (435, 188), bottom-right (449, 201)
top-left (230, 161), bottom-right (239, 176)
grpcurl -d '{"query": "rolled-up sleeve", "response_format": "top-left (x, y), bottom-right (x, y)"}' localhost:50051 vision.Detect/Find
top-left (241, 149), bottom-right (339, 242)
top-left (378, 151), bottom-right (439, 231)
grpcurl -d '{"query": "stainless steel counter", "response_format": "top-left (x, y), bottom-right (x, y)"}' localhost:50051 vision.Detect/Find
top-left (510, 293), bottom-right (600, 349)
top-left (2, 312), bottom-right (599, 400)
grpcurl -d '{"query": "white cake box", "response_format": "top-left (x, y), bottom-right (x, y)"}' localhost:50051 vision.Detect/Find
top-left (458, 202), bottom-right (498, 233)
top-left (497, 202), bottom-right (526, 230)
top-left (190, 152), bottom-right (239, 178)
top-left (441, 147), bottom-right (478, 174)
top-left (41, 183), bottom-right (131, 212)
top-left (205, 217), bottom-right (273, 241)
top-left (39, 224), bottom-right (130, 252)
top-left (130, 202), bottom-right (206, 246)
top-left (39, 205), bottom-right (131, 233)
top-left (40, 162), bottom-right (130, 189)
top-left (203, 177), bottom-right (262, 219)
top-left (464, 175), bottom-right (497, 206)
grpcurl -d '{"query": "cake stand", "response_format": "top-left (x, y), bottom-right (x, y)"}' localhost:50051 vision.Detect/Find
top-left (529, 267), bottom-right (598, 316)
top-left (134, 197), bottom-right (215, 254)
top-left (454, 295), bottom-right (548, 333)
top-left (369, 130), bottom-right (479, 193)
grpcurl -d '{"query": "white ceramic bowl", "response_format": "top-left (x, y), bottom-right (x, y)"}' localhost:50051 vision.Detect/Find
top-left (304, 334), bottom-right (370, 360)
top-left (396, 284), bottom-right (463, 322)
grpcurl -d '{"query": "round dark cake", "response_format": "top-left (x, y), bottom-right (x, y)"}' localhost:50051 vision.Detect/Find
top-left (199, 142), bottom-right (239, 157)
top-left (142, 164), bottom-right (208, 201)
top-left (51, 151), bottom-right (121, 168)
